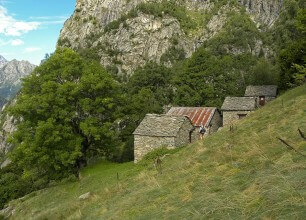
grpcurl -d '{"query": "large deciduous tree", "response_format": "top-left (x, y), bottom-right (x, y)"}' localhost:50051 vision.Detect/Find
top-left (9, 48), bottom-right (121, 178)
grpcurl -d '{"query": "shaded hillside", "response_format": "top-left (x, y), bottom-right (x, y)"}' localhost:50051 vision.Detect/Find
top-left (4, 85), bottom-right (305, 219)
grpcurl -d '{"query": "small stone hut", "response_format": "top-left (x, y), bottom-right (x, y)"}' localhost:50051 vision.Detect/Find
top-left (166, 107), bottom-right (222, 141)
top-left (245, 85), bottom-right (278, 107)
top-left (133, 114), bottom-right (194, 163)
top-left (221, 97), bottom-right (257, 126)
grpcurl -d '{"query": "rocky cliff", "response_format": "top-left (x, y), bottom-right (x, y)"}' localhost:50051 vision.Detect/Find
top-left (0, 57), bottom-right (36, 100)
top-left (58, 0), bottom-right (283, 75)
top-left (238, 0), bottom-right (283, 27)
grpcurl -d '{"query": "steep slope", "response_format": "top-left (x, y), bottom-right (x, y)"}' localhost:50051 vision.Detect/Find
top-left (4, 85), bottom-right (305, 219)
top-left (0, 96), bottom-right (6, 110)
top-left (0, 59), bottom-right (36, 100)
top-left (58, 0), bottom-right (283, 75)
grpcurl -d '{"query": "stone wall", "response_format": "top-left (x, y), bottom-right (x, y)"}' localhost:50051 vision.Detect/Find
top-left (134, 135), bottom-right (175, 163)
top-left (209, 111), bottom-right (222, 132)
top-left (175, 120), bottom-right (194, 146)
top-left (191, 129), bottom-right (200, 142)
top-left (223, 110), bottom-right (253, 126)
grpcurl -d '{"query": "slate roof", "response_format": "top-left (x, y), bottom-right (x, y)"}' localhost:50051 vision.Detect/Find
top-left (245, 85), bottom-right (278, 97)
top-left (221, 97), bottom-right (257, 111)
top-left (133, 114), bottom-right (192, 137)
top-left (166, 107), bottom-right (217, 127)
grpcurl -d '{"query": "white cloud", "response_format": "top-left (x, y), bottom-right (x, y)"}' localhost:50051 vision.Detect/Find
top-left (25, 47), bottom-right (41, 53)
top-left (11, 39), bottom-right (23, 46)
top-left (0, 38), bottom-right (24, 46)
top-left (0, 6), bottom-right (40, 36)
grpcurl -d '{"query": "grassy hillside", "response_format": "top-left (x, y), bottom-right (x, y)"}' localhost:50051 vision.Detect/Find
top-left (6, 85), bottom-right (306, 219)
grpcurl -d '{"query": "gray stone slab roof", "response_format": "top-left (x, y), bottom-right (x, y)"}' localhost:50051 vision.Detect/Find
top-left (245, 85), bottom-right (278, 97)
top-left (221, 97), bottom-right (257, 111)
top-left (133, 114), bottom-right (192, 137)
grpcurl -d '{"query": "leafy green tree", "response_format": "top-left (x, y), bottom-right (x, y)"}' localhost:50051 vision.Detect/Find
top-left (173, 48), bottom-right (244, 107)
top-left (0, 164), bottom-right (34, 209)
top-left (278, 7), bottom-right (306, 89)
top-left (9, 48), bottom-right (121, 178)
top-left (126, 62), bottom-right (174, 104)
top-left (249, 58), bottom-right (279, 85)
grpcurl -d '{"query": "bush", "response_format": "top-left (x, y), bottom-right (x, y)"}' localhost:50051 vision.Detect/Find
top-left (0, 163), bottom-right (38, 209)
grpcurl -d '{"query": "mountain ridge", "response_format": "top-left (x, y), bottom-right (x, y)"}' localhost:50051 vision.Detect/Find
top-left (0, 56), bottom-right (36, 102)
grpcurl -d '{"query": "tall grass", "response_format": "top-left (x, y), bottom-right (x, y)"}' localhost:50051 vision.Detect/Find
top-left (6, 85), bottom-right (306, 219)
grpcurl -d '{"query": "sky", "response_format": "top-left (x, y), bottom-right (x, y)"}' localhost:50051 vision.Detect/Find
top-left (0, 0), bottom-right (76, 65)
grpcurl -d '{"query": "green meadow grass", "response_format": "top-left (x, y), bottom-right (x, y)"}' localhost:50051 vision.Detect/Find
top-left (7, 85), bottom-right (306, 219)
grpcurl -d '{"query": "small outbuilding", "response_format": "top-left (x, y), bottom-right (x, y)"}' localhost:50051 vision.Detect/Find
top-left (221, 97), bottom-right (257, 126)
top-left (245, 85), bottom-right (278, 107)
top-left (133, 114), bottom-right (194, 163)
top-left (166, 107), bottom-right (222, 141)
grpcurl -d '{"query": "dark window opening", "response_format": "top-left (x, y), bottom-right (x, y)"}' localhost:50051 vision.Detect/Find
top-left (259, 96), bottom-right (266, 106)
top-left (238, 114), bottom-right (247, 119)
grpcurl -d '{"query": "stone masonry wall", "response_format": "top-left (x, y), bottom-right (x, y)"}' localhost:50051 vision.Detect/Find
top-left (223, 111), bottom-right (253, 126)
top-left (134, 135), bottom-right (175, 163)
top-left (209, 111), bottom-right (222, 132)
top-left (175, 120), bottom-right (194, 146)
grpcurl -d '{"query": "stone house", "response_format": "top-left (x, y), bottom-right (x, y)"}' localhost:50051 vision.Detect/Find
top-left (133, 114), bottom-right (194, 163)
top-left (166, 107), bottom-right (222, 141)
top-left (221, 97), bottom-right (257, 126)
top-left (245, 85), bottom-right (278, 107)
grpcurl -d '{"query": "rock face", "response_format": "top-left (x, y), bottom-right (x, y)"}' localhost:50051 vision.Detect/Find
top-left (238, 0), bottom-right (283, 27)
top-left (0, 57), bottom-right (36, 100)
top-left (0, 96), bottom-right (7, 110)
top-left (58, 0), bottom-right (283, 75)
top-left (0, 99), bottom-right (17, 168)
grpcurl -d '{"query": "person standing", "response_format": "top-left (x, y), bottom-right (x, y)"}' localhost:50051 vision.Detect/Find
top-left (199, 124), bottom-right (206, 140)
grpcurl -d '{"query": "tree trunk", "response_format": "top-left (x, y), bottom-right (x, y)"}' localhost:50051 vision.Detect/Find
top-left (74, 137), bottom-right (90, 179)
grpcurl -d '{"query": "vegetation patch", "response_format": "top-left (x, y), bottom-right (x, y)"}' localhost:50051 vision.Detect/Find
top-left (104, 0), bottom-right (207, 34)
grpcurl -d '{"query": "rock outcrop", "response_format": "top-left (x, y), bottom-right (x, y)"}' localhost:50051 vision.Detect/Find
top-left (58, 0), bottom-right (283, 75)
top-left (0, 99), bottom-right (17, 168)
top-left (238, 0), bottom-right (283, 27)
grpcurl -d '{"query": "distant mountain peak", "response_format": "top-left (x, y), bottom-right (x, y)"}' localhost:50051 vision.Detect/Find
top-left (0, 55), bottom-right (8, 69)
top-left (0, 59), bottom-right (36, 100)
top-left (0, 55), bottom-right (7, 62)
